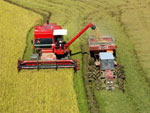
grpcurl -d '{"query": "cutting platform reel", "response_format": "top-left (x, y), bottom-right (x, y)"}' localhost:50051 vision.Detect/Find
top-left (17, 59), bottom-right (79, 72)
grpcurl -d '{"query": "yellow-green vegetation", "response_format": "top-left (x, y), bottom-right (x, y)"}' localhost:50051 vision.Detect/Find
top-left (5, 0), bottom-right (92, 112)
top-left (91, 1), bottom-right (150, 113)
top-left (86, 0), bottom-right (150, 112)
top-left (1, 0), bottom-right (150, 113)
top-left (0, 1), bottom-right (79, 113)
top-left (15, 69), bottom-right (79, 113)
top-left (121, 0), bottom-right (150, 82)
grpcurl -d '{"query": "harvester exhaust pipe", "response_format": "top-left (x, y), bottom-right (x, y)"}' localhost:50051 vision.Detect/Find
top-left (47, 20), bottom-right (49, 24)
top-left (17, 59), bottom-right (79, 72)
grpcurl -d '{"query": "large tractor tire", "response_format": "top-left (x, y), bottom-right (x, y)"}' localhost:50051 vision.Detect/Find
top-left (115, 65), bottom-right (125, 92)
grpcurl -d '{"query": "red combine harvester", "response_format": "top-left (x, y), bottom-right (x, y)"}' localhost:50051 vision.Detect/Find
top-left (17, 22), bottom-right (96, 72)
top-left (88, 35), bottom-right (118, 90)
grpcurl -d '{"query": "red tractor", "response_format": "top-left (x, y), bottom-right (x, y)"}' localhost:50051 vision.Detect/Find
top-left (17, 22), bottom-right (96, 72)
top-left (88, 35), bottom-right (118, 90)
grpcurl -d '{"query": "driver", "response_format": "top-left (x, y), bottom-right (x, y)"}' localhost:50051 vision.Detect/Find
top-left (58, 40), bottom-right (64, 49)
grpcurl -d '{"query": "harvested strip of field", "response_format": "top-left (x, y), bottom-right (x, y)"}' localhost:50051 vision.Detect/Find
top-left (95, 90), bottom-right (134, 113)
top-left (121, 0), bottom-right (150, 82)
top-left (0, 1), bottom-right (79, 113)
top-left (79, 0), bottom-right (150, 112)
top-left (95, 1), bottom-right (150, 113)
top-left (82, 16), bottom-right (136, 113)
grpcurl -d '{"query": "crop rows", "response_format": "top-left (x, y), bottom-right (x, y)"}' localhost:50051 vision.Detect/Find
top-left (82, 0), bottom-right (150, 112)
top-left (1, 0), bottom-right (150, 113)
top-left (0, 1), bottom-right (79, 113)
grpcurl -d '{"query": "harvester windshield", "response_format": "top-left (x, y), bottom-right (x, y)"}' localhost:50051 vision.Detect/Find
top-left (34, 38), bottom-right (53, 48)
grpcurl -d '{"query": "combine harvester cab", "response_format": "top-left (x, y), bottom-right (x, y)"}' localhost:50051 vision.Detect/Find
top-left (18, 22), bottom-right (96, 72)
top-left (88, 35), bottom-right (124, 90)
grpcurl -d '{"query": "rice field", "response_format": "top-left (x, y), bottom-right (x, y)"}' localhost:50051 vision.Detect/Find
top-left (121, 0), bottom-right (150, 82)
top-left (0, 1), bottom-right (79, 113)
top-left (15, 69), bottom-right (79, 113)
top-left (1, 0), bottom-right (150, 113)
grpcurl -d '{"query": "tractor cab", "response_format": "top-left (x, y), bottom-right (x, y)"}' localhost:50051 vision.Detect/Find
top-left (99, 52), bottom-right (114, 71)
top-left (99, 52), bottom-right (115, 90)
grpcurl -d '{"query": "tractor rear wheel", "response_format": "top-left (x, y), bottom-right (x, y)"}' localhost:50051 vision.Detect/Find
top-left (115, 65), bottom-right (125, 92)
